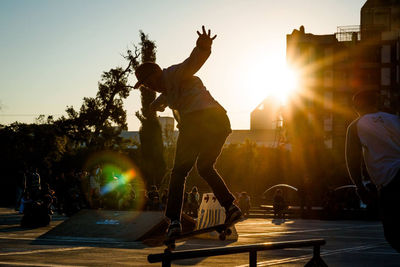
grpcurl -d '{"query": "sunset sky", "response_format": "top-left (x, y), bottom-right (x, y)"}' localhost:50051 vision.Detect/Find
top-left (0, 0), bottom-right (366, 130)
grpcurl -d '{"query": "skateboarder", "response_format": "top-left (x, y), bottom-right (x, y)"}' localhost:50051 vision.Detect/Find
top-left (345, 89), bottom-right (400, 252)
top-left (134, 26), bottom-right (242, 238)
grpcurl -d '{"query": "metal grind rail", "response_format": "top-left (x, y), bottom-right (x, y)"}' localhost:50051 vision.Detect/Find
top-left (148, 238), bottom-right (327, 267)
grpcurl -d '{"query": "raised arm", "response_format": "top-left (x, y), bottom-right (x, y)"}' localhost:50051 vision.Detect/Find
top-left (173, 26), bottom-right (217, 79)
top-left (345, 120), bottom-right (363, 188)
top-left (345, 120), bottom-right (372, 203)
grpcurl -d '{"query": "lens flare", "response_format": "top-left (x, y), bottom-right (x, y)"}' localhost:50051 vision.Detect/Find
top-left (84, 151), bottom-right (146, 211)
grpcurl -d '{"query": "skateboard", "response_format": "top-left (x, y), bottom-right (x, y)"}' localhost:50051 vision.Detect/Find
top-left (164, 223), bottom-right (233, 251)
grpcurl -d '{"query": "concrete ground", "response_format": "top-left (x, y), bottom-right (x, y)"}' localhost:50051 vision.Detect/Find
top-left (0, 208), bottom-right (399, 266)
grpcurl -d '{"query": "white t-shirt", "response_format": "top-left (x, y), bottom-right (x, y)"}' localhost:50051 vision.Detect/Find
top-left (357, 112), bottom-right (400, 188)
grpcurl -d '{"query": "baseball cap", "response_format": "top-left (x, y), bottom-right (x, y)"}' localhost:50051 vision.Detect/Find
top-left (134, 62), bottom-right (161, 89)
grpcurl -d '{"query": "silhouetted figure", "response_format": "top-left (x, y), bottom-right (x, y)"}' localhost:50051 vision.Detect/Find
top-left (346, 89), bottom-right (400, 252)
top-left (63, 170), bottom-right (82, 216)
top-left (238, 192), bottom-right (251, 217)
top-left (21, 189), bottom-right (52, 228)
top-left (15, 169), bottom-right (26, 211)
top-left (273, 189), bottom-right (287, 219)
top-left (27, 167), bottom-right (41, 200)
top-left (54, 173), bottom-right (66, 214)
top-left (19, 191), bottom-right (32, 214)
top-left (78, 171), bottom-right (90, 208)
top-left (147, 185), bottom-right (161, 211)
top-left (187, 186), bottom-right (200, 217)
top-left (21, 198), bottom-right (51, 228)
top-left (322, 187), bottom-right (339, 220)
top-left (298, 176), bottom-right (312, 218)
top-left (118, 183), bottom-right (136, 210)
top-left (40, 183), bottom-right (56, 214)
top-left (134, 26), bottom-right (242, 238)
top-left (364, 181), bottom-right (379, 220)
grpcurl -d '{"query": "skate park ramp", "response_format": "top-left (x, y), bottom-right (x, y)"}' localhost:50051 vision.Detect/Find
top-left (40, 209), bottom-right (166, 242)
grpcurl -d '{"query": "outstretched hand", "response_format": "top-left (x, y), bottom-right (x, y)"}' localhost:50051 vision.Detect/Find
top-left (196, 25), bottom-right (217, 50)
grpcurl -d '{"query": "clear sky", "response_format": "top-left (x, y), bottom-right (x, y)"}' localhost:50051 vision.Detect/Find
top-left (0, 0), bottom-right (366, 130)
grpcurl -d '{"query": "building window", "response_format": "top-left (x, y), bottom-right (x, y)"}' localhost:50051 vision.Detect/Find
top-left (324, 138), bottom-right (333, 149)
top-left (307, 113), bottom-right (314, 123)
top-left (324, 115), bottom-right (333, 131)
top-left (381, 68), bottom-right (391, 86)
top-left (324, 71), bottom-right (333, 87)
top-left (338, 71), bottom-right (347, 87)
top-left (324, 48), bottom-right (333, 65)
top-left (382, 45), bottom-right (391, 63)
top-left (324, 92), bottom-right (333, 110)
top-left (373, 11), bottom-right (390, 29)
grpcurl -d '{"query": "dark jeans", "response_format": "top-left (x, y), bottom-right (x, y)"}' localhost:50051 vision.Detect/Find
top-left (380, 170), bottom-right (400, 253)
top-left (165, 107), bottom-right (235, 221)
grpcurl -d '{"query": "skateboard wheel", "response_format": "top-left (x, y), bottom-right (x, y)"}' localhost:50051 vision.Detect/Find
top-left (225, 228), bottom-right (232, 235)
top-left (219, 233), bottom-right (226, 241)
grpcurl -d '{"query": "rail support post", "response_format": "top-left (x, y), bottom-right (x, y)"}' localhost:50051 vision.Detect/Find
top-left (249, 250), bottom-right (257, 267)
top-left (304, 245), bottom-right (328, 267)
top-left (161, 251), bottom-right (171, 267)
top-left (148, 238), bottom-right (326, 266)
top-left (161, 259), bottom-right (171, 267)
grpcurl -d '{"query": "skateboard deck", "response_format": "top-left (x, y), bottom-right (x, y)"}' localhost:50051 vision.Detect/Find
top-left (164, 223), bottom-right (232, 251)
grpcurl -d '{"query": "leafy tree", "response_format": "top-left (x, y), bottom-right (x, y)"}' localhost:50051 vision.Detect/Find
top-left (60, 52), bottom-right (139, 151)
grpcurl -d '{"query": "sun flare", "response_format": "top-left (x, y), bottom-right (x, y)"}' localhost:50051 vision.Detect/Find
top-left (244, 56), bottom-right (299, 106)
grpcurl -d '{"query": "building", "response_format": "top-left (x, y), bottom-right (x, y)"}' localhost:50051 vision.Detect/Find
top-left (226, 129), bottom-right (278, 147)
top-left (285, 0), bottom-right (400, 161)
top-left (120, 116), bottom-right (177, 147)
top-left (246, 96), bottom-right (286, 147)
top-left (250, 96), bottom-right (283, 130)
top-left (158, 116), bottom-right (175, 146)
top-left (286, 25), bottom-right (358, 157)
top-left (359, 0), bottom-right (400, 111)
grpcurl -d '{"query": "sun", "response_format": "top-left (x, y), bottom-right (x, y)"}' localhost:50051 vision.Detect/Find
top-left (244, 55), bottom-right (299, 106)
top-left (270, 64), bottom-right (299, 104)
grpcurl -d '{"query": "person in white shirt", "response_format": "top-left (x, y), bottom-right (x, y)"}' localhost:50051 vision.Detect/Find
top-left (133, 26), bottom-right (242, 238)
top-left (346, 89), bottom-right (400, 252)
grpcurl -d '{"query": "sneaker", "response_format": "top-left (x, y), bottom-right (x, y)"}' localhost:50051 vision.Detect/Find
top-left (167, 220), bottom-right (182, 238)
top-left (224, 204), bottom-right (242, 226)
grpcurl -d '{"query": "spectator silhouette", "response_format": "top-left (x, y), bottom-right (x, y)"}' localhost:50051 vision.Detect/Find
top-left (15, 169), bottom-right (26, 211)
top-left (54, 173), bottom-right (66, 214)
top-left (188, 186), bottom-right (200, 217)
top-left (27, 167), bottom-right (41, 200)
top-left (147, 185), bottom-right (160, 211)
top-left (273, 189), bottom-right (287, 219)
top-left (238, 192), bottom-right (251, 217)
